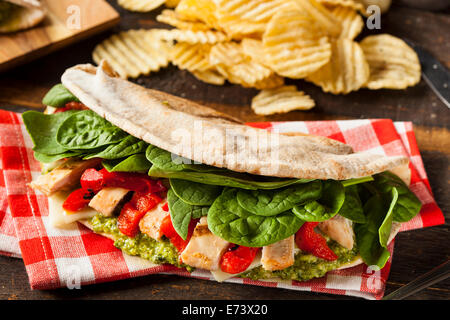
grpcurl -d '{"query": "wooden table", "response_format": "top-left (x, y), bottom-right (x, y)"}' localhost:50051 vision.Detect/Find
top-left (0, 1), bottom-right (448, 300)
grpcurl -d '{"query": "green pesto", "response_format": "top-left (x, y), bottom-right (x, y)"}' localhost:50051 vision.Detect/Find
top-left (89, 214), bottom-right (193, 271)
top-left (240, 240), bottom-right (359, 282)
top-left (89, 214), bottom-right (359, 281)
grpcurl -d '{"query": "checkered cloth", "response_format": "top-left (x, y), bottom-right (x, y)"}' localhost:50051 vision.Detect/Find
top-left (0, 110), bottom-right (444, 299)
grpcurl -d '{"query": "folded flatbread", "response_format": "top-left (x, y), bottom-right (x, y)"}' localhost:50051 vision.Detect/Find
top-left (0, 0), bottom-right (45, 33)
top-left (61, 62), bottom-right (408, 180)
top-left (23, 61), bottom-right (421, 285)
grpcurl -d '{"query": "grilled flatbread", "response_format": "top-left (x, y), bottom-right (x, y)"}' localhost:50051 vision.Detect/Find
top-left (61, 61), bottom-right (408, 180)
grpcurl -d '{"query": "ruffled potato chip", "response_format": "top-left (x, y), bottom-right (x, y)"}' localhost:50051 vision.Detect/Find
top-left (263, 9), bottom-right (332, 79)
top-left (165, 0), bottom-right (181, 8)
top-left (192, 69), bottom-right (226, 85)
top-left (293, 0), bottom-right (342, 37)
top-left (92, 29), bottom-right (170, 79)
top-left (360, 34), bottom-right (421, 89)
top-left (156, 9), bottom-right (211, 31)
top-left (170, 42), bottom-right (213, 72)
top-left (157, 29), bottom-right (229, 44)
top-left (210, 42), bottom-right (275, 87)
top-left (317, 0), bottom-right (365, 14)
top-left (117, 0), bottom-right (165, 12)
top-left (175, 0), bottom-right (220, 29)
top-left (215, 0), bottom-right (296, 39)
top-left (331, 5), bottom-right (363, 40)
top-left (251, 85), bottom-right (315, 115)
top-left (306, 38), bottom-right (370, 94)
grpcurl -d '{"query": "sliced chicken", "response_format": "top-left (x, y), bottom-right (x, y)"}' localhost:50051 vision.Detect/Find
top-left (318, 215), bottom-right (354, 250)
top-left (139, 201), bottom-right (169, 240)
top-left (261, 235), bottom-right (295, 271)
top-left (29, 158), bottom-right (101, 196)
top-left (89, 187), bottom-right (132, 217)
top-left (180, 217), bottom-right (229, 271)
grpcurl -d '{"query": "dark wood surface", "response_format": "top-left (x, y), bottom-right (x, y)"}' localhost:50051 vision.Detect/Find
top-left (0, 1), bottom-right (448, 300)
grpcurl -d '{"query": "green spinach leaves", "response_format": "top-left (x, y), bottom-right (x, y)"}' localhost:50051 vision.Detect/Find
top-left (42, 84), bottom-right (79, 107)
top-left (207, 189), bottom-right (305, 247)
top-left (56, 110), bottom-right (128, 150)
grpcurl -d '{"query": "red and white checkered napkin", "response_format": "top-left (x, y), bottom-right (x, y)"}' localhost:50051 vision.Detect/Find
top-left (0, 110), bottom-right (444, 299)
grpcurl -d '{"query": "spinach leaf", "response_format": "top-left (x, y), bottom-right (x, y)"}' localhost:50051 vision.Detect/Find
top-left (102, 153), bottom-right (152, 172)
top-left (341, 176), bottom-right (374, 187)
top-left (34, 150), bottom-right (83, 163)
top-left (207, 188), bottom-right (304, 247)
top-left (146, 145), bottom-right (186, 171)
top-left (149, 165), bottom-right (311, 190)
top-left (145, 145), bottom-right (221, 173)
top-left (85, 136), bottom-right (148, 160)
top-left (22, 110), bottom-right (79, 155)
top-left (236, 181), bottom-right (322, 216)
top-left (379, 187), bottom-right (398, 247)
top-left (170, 179), bottom-right (222, 206)
top-left (338, 185), bottom-right (366, 223)
top-left (167, 189), bottom-right (208, 240)
top-left (291, 180), bottom-right (345, 222)
top-left (354, 195), bottom-right (392, 269)
top-left (42, 84), bottom-right (80, 107)
top-left (372, 172), bottom-right (422, 222)
top-left (56, 110), bottom-right (128, 150)
top-left (292, 200), bottom-right (336, 222)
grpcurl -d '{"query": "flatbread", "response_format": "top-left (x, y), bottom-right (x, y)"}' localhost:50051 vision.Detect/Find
top-left (61, 61), bottom-right (408, 180)
top-left (0, 0), bottom-right (45, 33)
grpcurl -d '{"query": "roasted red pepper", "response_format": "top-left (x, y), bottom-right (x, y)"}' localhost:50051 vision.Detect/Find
top-left (62, 188), bottom-right (95, 212)
top-left (160, 215), bottom-right (197, 253)
top-left (118, 192), bottom-right (163, 237)
top-left (220, 245), bottom-right (260, 274)
top-left (80, 168), bottom-right (166, 195)
top-left (80, 168), bottom-right (105, 192)
top-left (295, 222), bottom-right (338, 261)
top-left (54, 102), bottom-right (88, 113)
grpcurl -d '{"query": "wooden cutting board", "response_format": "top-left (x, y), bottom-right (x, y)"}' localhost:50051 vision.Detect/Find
top-left (0, 0), bottom-right (119, 72)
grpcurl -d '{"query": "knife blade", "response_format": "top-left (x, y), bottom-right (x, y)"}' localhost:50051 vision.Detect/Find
top-left (404, 38), bottom-right (450, 109)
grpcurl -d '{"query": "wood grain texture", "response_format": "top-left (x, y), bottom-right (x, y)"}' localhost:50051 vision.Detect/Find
top-left (0, 1), bottom-right (448, 300)
top-left (0, 0), bottom-right (119, 72)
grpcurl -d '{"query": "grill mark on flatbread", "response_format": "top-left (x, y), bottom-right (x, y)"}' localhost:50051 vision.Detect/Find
top-left (61, 61), bottom-right (408, 180)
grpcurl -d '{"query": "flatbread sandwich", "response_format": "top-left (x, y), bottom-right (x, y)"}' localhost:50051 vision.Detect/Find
top-left (23, 61), bottom-right (422, 282)
top-left (0, 0), bottom-right (45, 33)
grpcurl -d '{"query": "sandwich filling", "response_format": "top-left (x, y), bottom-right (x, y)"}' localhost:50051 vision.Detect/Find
top-left (23, 84), bottom-right (422, 282)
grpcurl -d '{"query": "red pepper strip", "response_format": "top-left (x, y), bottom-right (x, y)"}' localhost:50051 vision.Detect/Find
top-left (220, 245), bottom-right (260, 274)
top-left (295, 222), bottom-right (338, 261)
top-left (161, 203), bottom-right (169, 212)
top-left (62, 188), bottom-right (95, 212)
top-left (54, 102), bottom-right (88, 113)
top-left (80, 168), bottom-right (166, 194)
top-left (80, 168), bottom-right (105, 193)
top-left (118, 192), bottom-right (163, 237)
top-left (100, 169), bottom-right (164, 194)
top-left (160, 215), bottom-right (197, 253)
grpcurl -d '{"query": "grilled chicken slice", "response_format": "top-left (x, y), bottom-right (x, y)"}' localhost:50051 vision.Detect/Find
top-left (139, 202), bottom-right (169, 240)
top-left (89, 187), bottom-right (132, 217)
top-left (318, 215), bottom-right (354, 250)
top-left (261, 235), bottom-right (295, 271)
top-left (29, 158), bottom-right (101, 196)
top-left (180, 217), bottom-right (229, 271)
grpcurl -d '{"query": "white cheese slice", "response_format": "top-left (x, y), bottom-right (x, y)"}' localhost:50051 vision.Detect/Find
top-left (48, 191), bottom-right (98, 228)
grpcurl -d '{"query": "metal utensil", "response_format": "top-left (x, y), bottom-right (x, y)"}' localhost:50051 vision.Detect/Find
top-left (382, 260), bottom-right (450, 300)
top-left (404, 38), bottom-right (450, 109)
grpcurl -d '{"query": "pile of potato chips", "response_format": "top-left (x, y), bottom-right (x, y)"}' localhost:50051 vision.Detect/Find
top-left (93, 0), bottom-right (421, 115)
